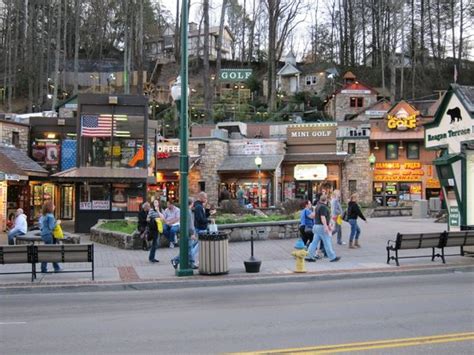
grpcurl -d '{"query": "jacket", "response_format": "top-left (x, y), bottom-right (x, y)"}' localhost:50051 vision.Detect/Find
top-left (40, 213), bottom-right (56, 238)
top-left (330, 198), bottom-right (342, 217)
top-left (194, 200), bottom-right (210, 230)
top-left (14, 213), bottom-right (28, 234)
top-left (347, 201), bottom-right (366, 221)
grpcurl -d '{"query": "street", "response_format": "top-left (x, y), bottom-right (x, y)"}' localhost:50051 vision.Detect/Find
top-left (1, 272), bottom-right (473, 354)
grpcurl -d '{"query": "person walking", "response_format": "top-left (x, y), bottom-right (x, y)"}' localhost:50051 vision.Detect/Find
top-left (330, 190), bottom-right (344, 245)
top-left (39, 201), bottom-right (62, 273)
top-left (7, 208), bottom-right (27, 245)
top-left (163, 200), bottom-right (180, 248)
top-left (305, 195), bottom-right (341, 263)
top-left (236, 186), bottom-right (245, 206)
top-left (147, 204), bottom-right (162, 263)
top-left (171, 198), bottom-right (198, 270)
top-left (347, 193), bottom-right (367, 249)
top-left (299, 200), bottom-right (314, 246)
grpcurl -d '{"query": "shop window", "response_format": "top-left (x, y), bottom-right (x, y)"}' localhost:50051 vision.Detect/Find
top-left (348, 143), bottom-right (356, 154)
top-left (198, 181), bottom-right (206, 192)
top-left (350, 97), bottom-right (364, 108)
top-left (79, 184), bottom-right (110, 210)
top-left (11, 132), bottom-right (20, 147)
top-left (349, 180), bottom-right (357, 194)
top-left (198, 144), bottom-right (206, 155)
top-left (407, 142), bottom-right (419, 159)
top-left (386, 143), bottom-right (399, 160)
top-left (111, 184), bottom-right (144, 212)
top-left (399, 182), bottom-right (422, 201)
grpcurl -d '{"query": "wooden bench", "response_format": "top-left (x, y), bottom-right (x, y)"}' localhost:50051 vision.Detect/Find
top-left (0, 244), bottom-right (94, 281)
top-left (0, 245), bottom-right (34, 278)
top-left (386, 232), bottom-right (445, 266)
top-left (33, 244), bottom-right (95, 281)
top-left (387, 230), bottom-right (474, 266)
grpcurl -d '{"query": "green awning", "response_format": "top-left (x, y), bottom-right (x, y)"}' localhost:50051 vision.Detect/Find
top-left (433, 153), bottom-right (462, 165)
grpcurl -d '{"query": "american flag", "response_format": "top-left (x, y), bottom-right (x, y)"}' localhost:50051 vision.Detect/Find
top-left (81, 114), bottom-right (114, 137)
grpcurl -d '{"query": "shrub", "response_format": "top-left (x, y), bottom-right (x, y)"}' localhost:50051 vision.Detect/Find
top-left (219, 200), bottom-right (245, 214)
top-left (282, 199), bottom-right (305, 215)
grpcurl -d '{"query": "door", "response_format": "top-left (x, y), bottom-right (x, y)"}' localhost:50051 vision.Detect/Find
top-left (60, 185), bottom-right (74, 220)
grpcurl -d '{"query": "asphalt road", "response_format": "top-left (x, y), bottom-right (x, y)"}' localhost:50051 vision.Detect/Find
top-left (1, 273), bottom-right (473, 354)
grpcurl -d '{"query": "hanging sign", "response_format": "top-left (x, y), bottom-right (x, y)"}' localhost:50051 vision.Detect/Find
top-left (219, 69), bottom-right (253, 81)
top-left (449, 206), bottom-right (460, 227)
top-left (294, 164), bottom-right (328, 181)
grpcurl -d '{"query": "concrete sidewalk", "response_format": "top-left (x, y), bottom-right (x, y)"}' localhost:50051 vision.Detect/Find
top-left (1, 217), bottom-right (473, 291)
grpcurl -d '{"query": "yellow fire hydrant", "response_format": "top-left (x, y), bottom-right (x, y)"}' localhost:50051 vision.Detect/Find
top-left (291, 239), bottom-right (308, 273)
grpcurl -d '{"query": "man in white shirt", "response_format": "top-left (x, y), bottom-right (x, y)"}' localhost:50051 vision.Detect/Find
top-left (8, 208), bottom-right (28, 245)
top-left (163, 201), bottom-right (180, 248)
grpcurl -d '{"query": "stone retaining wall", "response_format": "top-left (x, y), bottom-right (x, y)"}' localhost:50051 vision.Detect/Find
top-left (368, 207), bottom-right (412, 218)
top-left (90, 220), bottom-right (142, 250)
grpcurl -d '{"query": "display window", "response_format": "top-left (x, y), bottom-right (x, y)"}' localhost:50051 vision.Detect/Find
top-left (147, 182), bottom-right (179, 203)
top-left (79, 184), bottom-right (110, 210)
top-left (31, 183), bottom-right (56, 219)
top-left (373, 181), bottom-right (423, 207)
top-left (112, 184), bottom-right (144, 212)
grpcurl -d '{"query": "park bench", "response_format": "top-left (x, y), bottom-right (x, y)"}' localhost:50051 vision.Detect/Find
top-left (0, 244), bottom-right (94, 281)
top-left (386, 232), bottom-right (445, 266)
top-left (387, 230), bottom-right (474, 266)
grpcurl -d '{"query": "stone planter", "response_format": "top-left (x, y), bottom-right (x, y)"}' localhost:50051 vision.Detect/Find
top-left (369, 207), bottom-right (412, 218)
top-left (90, 220), bottom-right (142, 250)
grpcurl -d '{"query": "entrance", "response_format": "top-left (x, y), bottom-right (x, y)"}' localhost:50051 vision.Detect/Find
top-left (294, 181), bottom-right (337, 203)
top-left (60, 185), bottom-right (74, 220)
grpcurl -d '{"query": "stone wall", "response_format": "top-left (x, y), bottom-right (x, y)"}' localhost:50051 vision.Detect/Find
top-left (189, 138), bottom-right (229, 206)
top-left (0, 122), bottom-right (29, 153)
top-left (90, 220), bottom-right (142, 250)
top-left (333, 94), bottom-right (378, 121)
top-left (219, 220), bottom-right (300, 241)
top-left (338, 138), bottom-right (372, 204)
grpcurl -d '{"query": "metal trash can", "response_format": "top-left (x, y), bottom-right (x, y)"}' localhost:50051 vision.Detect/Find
top-left (199, 232), bottom-right (229, 275)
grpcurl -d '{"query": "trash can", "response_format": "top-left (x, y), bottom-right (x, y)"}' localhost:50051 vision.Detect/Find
top-left (198, 232), bottom-right (229, 275)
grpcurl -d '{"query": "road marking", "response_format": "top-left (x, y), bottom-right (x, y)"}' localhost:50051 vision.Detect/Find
top-left (0, 322), bottom-right (27, 325)
top-left (232, 332), bottom-right (474, 354)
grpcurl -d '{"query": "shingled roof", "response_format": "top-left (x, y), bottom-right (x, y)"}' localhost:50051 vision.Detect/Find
top-left (0, 145), bottom-right (48, 177)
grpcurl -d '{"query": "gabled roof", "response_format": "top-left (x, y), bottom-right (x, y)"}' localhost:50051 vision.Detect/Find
top-left (0, 145), bottom-right (48, 177)
top-left (343, 71), bottom-right (356, 80)
top-left (333, 81), bottom-right (378, 96)
top-left (277, 62), bottom-right (301, 76)
top-left (386, 100), bottom-right (420, 118)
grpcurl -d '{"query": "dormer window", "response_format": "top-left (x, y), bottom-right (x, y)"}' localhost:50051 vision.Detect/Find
top-left (350, 97), bottom-right (364, 108)
top-left (305, 76), bottom-right (317, 86)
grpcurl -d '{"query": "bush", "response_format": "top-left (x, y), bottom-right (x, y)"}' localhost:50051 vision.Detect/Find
top-left (219, 200), bottom-right (245, 214)
top-left (282, 199), bottom-right (305, 215)
top-left (100, 221), bottom-right (137, 235)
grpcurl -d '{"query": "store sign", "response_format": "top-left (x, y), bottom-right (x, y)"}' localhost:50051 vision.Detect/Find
top-left (294, 164), bottom-right (328, 181)
top-left (287, 123), bottom-right (337, 146)
top-left (45, 144), bottom-right (60, 165)
top-left (219, 69), bottom-right (252, 81)
top-left (243, 140), bottom-right (263, 155)
top-left (449, 206), bottom-right (460, 227)
top-left (366, 110), bottom-right (388, 117)
top-left (79, 202), bottom-right (92, 210)
top-left (374, 162), bottom-right (425, 182)
top-left (426, 178), bottom-right (441, 189)
top-left (341, 89), bottom-right (371, 94)
top-left (387, 111), bottom-right (417, 130)
top-left (157, 143), bottom-right (180, 153)
top-left (425, 94), bottom-right (474, 154)
top-left (92, 200), bottom-right (110, 210)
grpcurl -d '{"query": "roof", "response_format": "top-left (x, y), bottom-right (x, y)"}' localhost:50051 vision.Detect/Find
top-left (277, 63), bottom-right (301, 76)
top-left (284, 153), bottom-right (347, 163)
top-left (453, 84), bottom-right (474, 114)
top-left (217, 155), bottom-right (284, 172)
top-left (370, 130), bottom-right (424, 140)
top-left (343, 71), bottom-right (356, 79)
top-left (52, 167), bottom-right (148, 180)
top-left (155, 156), bottom-right (200, 171)
top-left (0, 145), bottom-right (48, 177)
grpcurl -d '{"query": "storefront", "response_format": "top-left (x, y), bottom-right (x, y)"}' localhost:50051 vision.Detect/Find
top-left (425, 84), bottom-right (474, 231)
top-left (370, 100), bottom-right (440, 207)
top-left (282, 123), bottom-right (344, 202)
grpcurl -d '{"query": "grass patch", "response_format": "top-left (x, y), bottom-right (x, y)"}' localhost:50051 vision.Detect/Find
top-left (215, 214), bottom-right (297, 224)
top-left (100, 221), bottom-right (137, 235)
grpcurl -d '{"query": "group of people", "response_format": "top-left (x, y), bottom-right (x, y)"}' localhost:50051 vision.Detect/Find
top-left (299, 190), bottom-right (367, 263)
top-left (138, 192), bottom-right (216, 269)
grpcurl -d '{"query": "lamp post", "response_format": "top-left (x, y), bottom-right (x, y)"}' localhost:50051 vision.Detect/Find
top-left (255, 156), bottom-right (262, 208)
top-left (171, 0), bottom-right (193, 277)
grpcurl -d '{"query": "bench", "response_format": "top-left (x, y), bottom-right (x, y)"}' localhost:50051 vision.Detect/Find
top-left (386, 232), bottom-right (445, 266)
top-left (0, 244), bottom-right (94, 281)
top-left (387, 230), bottom-right (474, 266)
top-left (0, 245), bottom-right (34, 278)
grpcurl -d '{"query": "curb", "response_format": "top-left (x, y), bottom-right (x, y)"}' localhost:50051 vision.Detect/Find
top-left (1, 264), bottom-right (473, 295)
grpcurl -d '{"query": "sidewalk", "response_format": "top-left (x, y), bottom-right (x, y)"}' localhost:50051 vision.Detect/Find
top-left (1, 217), bottom-right (473, 291)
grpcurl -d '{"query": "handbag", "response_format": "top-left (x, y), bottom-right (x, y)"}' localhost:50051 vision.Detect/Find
top-left (336, 215), bottom-right (343, 225)
top-left (155, 218), bottom-right (163, 234)
top-left (53, 224), bottom-right (64, 239)
top-left (208, 223), bottom-right (218, 233)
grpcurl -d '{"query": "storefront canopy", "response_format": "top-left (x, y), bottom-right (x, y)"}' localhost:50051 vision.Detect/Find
top-left (370, 130), bottom-right (424, 140)
top-left (0, 145), bottom-right (48, 178)
top-left (283, 153), bottom-right (347, 163)
top-left (52, 167), bottom-right (148, 181)
top-left (155, 156), bottom-right (200, 171)
top-left (217, 155), bottom-right (284, 172)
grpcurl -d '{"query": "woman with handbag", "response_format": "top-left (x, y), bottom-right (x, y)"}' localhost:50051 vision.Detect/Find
top-left (39, 201), bottom-right (62, 273)
top-left (299, 200), bottom-right (314, 246)
top-left (147, 201), bottom-right (163, 263)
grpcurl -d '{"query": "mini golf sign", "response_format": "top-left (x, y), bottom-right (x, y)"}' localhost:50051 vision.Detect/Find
top-left (219, 69), bottom-right (253, 81)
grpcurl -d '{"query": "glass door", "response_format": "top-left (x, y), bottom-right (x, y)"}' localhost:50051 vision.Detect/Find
top-left (60, 185), bottom-right (74, 220)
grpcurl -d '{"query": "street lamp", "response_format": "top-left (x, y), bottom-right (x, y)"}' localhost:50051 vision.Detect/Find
top-left (255, 156), bottom-right (262, 208)
top-left (369, 153), bottom-right (376, 170)
top-left (171, 0), bottom-right (193, 277)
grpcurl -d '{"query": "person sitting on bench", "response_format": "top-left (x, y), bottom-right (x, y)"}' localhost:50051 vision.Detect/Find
top-left (7, 209), bottom-right (27, 245)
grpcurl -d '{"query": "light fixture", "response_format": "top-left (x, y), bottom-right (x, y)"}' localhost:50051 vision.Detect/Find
top-left (374, 141), bottom-right (379, 150)
top-left (255, 156), bottom-right (262, 168)
top-left (47, 133), bottom-right (56, 139)
top-left (368, 153), bottom-right (376, 169)
top-left (399, 140), bottom-right (404, 150)
top-left (170, 76), bottom-right (189, 102)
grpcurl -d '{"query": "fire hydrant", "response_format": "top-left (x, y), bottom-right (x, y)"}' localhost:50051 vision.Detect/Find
top-left (291, 239), bottom-right (308, 273)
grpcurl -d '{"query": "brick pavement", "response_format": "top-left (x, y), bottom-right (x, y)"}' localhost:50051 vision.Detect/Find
top-left (1, 217), bottom-right (473, 287)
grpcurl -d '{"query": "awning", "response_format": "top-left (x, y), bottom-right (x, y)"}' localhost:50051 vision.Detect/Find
top-left (433, 153), bottom-right (462, 165)
top-left (155, 156), bottom-right (200, 171)
top-left (52, 167), bottom-right (148, 181)
top-left (218, 155), bottom-right (284, 172)
top-left (370, 130), bottom-right (424, 140)
top-left (0, 145), bottom-right (48, 178)
top-left (284, 153), bottom-right (347, 163)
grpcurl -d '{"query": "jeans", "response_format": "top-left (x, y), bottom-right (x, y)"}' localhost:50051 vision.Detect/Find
top-left (348, 219), bottom-right (361, 242)
top-left (307, 225), bottom-right (337, 261)
top-left (148, 230), bottom-right (159, 261)
top-left (171, 239), bottom-right (198, 266)
top-left (332, 222), bottom-right (342, 243)
top-left (7, 228), bottom-right (25, 245)
top-left (40, 233), bottom-right (61, 272)
top-left (163, 224), bottom-right (180, 245)
top-left (299, 225), bottom-right (314, 246)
